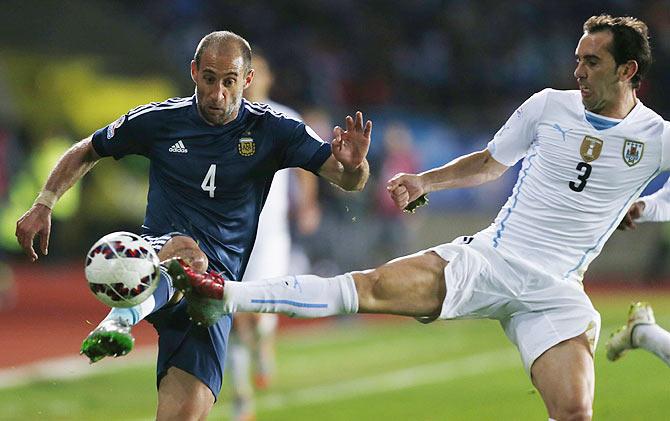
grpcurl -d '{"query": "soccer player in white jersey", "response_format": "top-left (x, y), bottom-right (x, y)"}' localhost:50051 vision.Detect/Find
top-left (605, 180), bottom-right (670, 367)
top-left (168, 15), bottom-right (666, 420)
top-left (228, 52), bottom-right (321, 421)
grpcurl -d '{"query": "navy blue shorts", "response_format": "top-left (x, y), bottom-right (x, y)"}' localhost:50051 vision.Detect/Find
top-left (141, 232), bottom-right (232, 399)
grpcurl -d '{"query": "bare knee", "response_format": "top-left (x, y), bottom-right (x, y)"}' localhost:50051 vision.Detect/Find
top-left (159, 236), bottom-right (208, 273)
top-left (549, 398), bottom-right (592, 421)
top-left (532, 335), bottom-right (594, 421)
top-left (539, 380), bottom-right (593, 420)
top-left (157, 367), bottom-right (214, 421)
top-left (158, 399), bottom-right (211, 421)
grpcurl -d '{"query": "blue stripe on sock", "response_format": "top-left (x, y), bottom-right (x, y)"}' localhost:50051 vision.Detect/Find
top-left (250, 299), bottom-right (328, 308)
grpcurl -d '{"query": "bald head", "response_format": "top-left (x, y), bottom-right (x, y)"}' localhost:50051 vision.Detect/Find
top-left (194, 31), bottom-right (252, 71)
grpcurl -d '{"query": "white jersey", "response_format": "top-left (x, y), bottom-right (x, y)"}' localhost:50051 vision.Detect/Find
top-left (638, 177), bottom-right (670, 222)
top-left (242, 100), bottom-right (301, 282)
top-left (474, 89), bottom-right (670, 283)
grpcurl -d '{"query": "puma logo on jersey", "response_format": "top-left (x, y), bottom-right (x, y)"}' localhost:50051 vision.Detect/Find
top-left (552, 123), bottom-right (573, 142)
top-left (169, 140), bottom-right (188, 153)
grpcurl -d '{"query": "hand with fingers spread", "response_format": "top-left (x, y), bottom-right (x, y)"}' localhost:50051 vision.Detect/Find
top-left (387, 173), bottom-right (427, 211)
top-left (15, 204), bottom-right (52, 262)
top-left (332, 111), bottom-right (372, 172)
top-left (618, 201), bottom-right (645, 230)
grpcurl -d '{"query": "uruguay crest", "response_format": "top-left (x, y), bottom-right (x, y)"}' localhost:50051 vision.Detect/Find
top-left (238, 136), bottom-right (255, 156)
top-left (579, 136), bottom-right (603, 162)
top-left (622, 140), bottom-right (644, 167)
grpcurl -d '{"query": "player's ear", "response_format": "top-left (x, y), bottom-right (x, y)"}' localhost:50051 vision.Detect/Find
top-left (243, 69), bottom-right (254, 89)
top-left (619, 60), bottom-right (638, 83)
top-left (190, 60), bottom-right (198, 84)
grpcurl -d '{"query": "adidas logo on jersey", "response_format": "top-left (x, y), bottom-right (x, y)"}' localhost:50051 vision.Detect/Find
top-left (169, 140), bottom-right (188, 153)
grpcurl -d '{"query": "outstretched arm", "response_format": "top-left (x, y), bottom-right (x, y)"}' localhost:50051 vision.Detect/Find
top-left (16, 136), bottom-right (101, 261)
top-left (387, 149), bottom-right (508, 210)
top-left (318, 111), bottom-right (372, 191)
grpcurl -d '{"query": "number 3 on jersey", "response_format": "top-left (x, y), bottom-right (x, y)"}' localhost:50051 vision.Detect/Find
top-left (201, 164), bottom-right (216, 198)
top-left (569, 162), bottom-right (592, 192)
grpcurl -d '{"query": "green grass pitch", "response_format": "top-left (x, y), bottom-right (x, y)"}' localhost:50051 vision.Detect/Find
top-left (0, 292), bottom-right (668, 420)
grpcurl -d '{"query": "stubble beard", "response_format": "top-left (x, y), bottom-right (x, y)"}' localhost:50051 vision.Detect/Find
top-left (198, 98), bottom-right (239, 126)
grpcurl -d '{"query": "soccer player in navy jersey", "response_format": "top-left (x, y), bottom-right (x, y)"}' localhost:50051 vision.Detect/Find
top-left (15, 31), bottom-right (371, 419)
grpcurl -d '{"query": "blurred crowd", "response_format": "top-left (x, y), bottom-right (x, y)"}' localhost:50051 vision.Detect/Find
top-left (128, 0), bottom-right (670, 127)
top-left (2, 0), bottom-right (670, 272)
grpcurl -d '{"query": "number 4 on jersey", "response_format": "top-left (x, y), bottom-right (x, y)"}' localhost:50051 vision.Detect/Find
top-left (201, 164), bottom-right (216, 198)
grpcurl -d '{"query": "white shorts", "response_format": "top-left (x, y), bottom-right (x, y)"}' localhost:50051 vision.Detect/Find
top-left (428, 236), bottom-right (600, 375)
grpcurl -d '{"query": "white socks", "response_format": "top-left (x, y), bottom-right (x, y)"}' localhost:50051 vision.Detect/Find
top-left (632, 324), bottom-right (670, 367)
top-left (102, 296), bottom-right (156, 326)
top-left (224, 273), bottom-right (359, 318)
top-left (101, 272), bottom-right (360, 325)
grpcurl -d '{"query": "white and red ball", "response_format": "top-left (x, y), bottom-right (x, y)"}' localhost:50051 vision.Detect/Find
top-left (85, 231), bottom-right (160, 308)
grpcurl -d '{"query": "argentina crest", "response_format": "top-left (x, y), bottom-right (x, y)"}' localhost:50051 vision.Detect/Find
top-left (579, 136), bottom-right (603, 162)
top-left (238, 133), bottom-right (255, 157)
top-left (622, 140), bottom-right (644, 167)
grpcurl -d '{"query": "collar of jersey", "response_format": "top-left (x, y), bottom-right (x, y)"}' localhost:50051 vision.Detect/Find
top-left (582, 100), bottom-right (641, 132)
top-left (584, 110), bottom-right (621, 130)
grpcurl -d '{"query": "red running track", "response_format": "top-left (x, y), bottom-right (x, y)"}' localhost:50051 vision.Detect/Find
top-left (0, 264), bottom-right (158, 368)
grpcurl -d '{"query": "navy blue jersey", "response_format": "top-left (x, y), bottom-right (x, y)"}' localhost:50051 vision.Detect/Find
top-left (91, 96), bottom-right (331, 280)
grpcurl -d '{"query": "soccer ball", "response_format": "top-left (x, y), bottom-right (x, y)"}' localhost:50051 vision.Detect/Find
top-left (85, 231), bottom-right (161, 308)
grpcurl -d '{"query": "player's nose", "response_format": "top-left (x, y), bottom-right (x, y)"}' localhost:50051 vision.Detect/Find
top-left (574, 62), bottom-right (586, 80)
top-left (211, 83), bottom-right (226, 102)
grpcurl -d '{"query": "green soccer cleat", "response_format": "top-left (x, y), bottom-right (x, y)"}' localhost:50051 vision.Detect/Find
top-left (166, 258), bottom-right (227, 327)
top-left (80, 318), bottom-right (135, 363)
top-left (606, 301), bottom-right (656, 362)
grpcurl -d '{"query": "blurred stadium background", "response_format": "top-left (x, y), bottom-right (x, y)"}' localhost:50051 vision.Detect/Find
top-left (0, 0), bottom-right (669, 419)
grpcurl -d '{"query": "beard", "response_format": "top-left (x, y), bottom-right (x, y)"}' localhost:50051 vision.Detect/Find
top-left (202, 105), bottom-right (235, 125)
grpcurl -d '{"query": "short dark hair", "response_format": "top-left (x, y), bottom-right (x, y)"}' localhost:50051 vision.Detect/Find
top-left (194, 31), bottom-right (252, 71)
top-left (583, 15), bottom-right (652, 89)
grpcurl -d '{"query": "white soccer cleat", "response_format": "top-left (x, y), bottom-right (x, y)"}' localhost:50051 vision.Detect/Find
top-left (606, 302), bottom-right (656, 362)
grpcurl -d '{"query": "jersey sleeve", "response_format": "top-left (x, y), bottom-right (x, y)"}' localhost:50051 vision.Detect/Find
top-left (486, 89), bottom-right (550, 166)
top-left (91, 111), bottom-right (152, 160)
top-left (637, 176), bottom-right (670, 222)
top-left (274, 117), bottom-right (332, 173)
